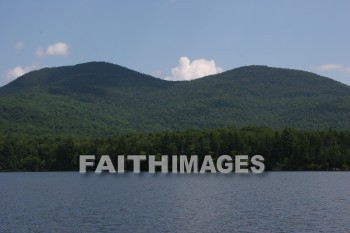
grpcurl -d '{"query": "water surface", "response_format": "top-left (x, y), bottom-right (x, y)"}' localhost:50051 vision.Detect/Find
top-left (0, 172), bottom-right (349, 232)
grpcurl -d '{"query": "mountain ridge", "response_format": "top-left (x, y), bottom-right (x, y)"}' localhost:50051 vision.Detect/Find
top-left (0, 62), bottom-right (169, 96)
top-left (1, 61), bottom-right (349, 137)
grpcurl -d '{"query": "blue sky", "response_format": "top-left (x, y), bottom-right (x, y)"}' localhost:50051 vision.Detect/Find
top-left (1, 0), bottom-right (349, 86)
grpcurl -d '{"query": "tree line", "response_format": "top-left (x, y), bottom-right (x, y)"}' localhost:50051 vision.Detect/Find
top-left (0, 126), bottom-right (349, 171)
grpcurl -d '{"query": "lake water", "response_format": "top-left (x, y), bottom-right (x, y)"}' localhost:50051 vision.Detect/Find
top-left (0, 172), bottom-right (349, 232)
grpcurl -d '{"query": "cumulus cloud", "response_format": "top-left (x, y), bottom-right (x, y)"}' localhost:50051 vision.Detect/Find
top-left (164, 57), bottom-right (223, 81)
top-left (315, 64), bottom-right (350, 73)
top-left (46, 42), bottom-right (69, 56)
top-left (5, 65), bottom-right (39, 82)
top-left (15, 41), bottom-right (24, 50)
top-left (36, 42), bottom-right (70, 57)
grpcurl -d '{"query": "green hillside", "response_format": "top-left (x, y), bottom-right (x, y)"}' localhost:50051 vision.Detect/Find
top-left (1, 62), bottom-right (350, 137)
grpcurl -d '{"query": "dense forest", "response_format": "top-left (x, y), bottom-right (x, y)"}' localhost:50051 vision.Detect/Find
top-left (1, 126), bottom-right (349, 171)
top-left (1, 62), bottom-right (350, 172)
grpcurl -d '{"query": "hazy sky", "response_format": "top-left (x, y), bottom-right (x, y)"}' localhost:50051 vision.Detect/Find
top-left (1, 0), bottom-right (349, 86)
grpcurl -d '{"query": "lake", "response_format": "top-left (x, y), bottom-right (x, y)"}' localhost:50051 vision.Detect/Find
top-left (0, 172), bottom-right (349, 232)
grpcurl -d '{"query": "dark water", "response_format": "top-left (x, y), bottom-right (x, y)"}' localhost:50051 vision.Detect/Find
top-left (0, 172), bottom-right (349, 233)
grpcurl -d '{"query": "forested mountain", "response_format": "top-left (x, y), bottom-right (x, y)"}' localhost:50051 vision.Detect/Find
top-left (1, 62), bottom-right (350, 137)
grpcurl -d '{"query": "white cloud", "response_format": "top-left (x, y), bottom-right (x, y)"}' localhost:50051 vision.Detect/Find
top-left (315, 64), bottom-right (350, 73)
top-left (164, 57), bottom-right (223, 81)
top-left (317, 64), bottom-right (342, 71)
top-left (5, 65), bottom-right (39, 82)
top-left (46, 42), bottom-right (69, 56)
top-left (15, 41), bottom-right (24, 50)
top-left (36, 42), bottom-right (70, 57)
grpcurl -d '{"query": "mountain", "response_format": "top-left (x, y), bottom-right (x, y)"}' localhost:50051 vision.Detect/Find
top-left (1, 61), bottom-right (350, 137)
